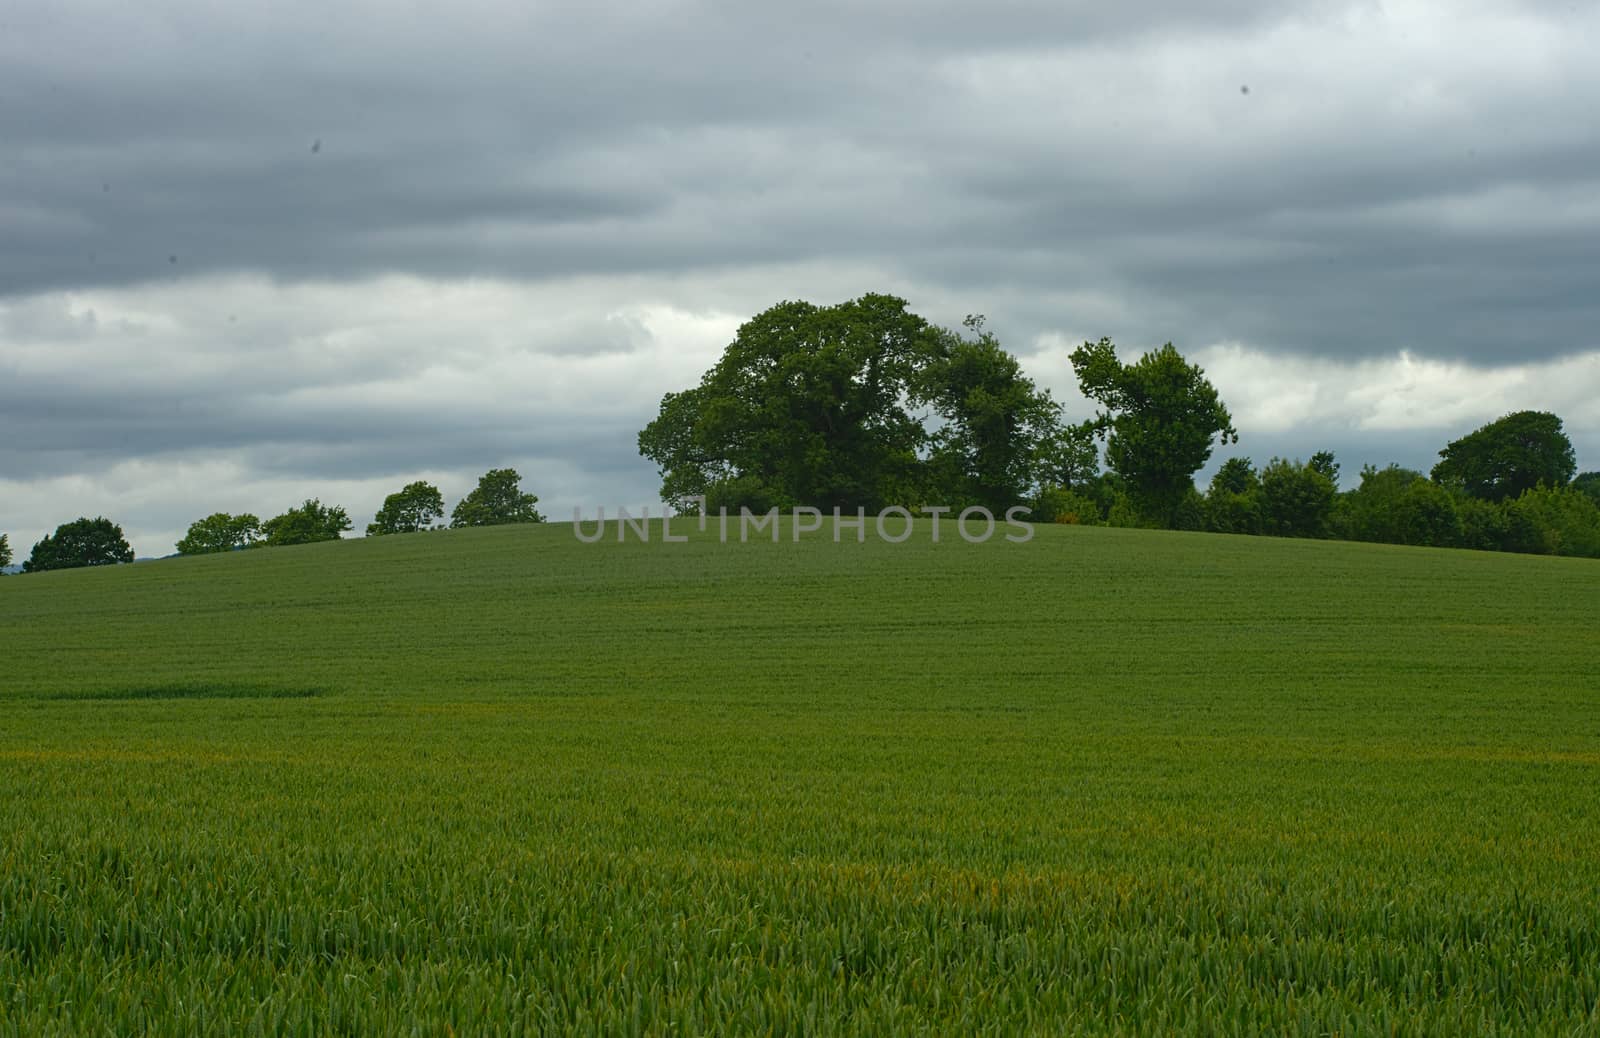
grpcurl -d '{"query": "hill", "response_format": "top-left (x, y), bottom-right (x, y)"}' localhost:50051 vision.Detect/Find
top-left (3, 523), bottom-right (1599, 1033)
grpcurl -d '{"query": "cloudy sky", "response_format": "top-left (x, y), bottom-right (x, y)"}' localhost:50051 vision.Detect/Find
top-left (3, 0), bottom-right (1598, 556)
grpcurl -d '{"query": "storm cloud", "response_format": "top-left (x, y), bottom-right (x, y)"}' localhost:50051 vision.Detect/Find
top-left (2, 0), bottom-right (1597, 555)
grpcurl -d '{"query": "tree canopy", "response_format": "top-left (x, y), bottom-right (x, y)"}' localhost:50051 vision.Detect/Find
top-left (261, 500), bottom-right (352, 547)
top-left (915, 316), bottom-right (1063, 511)
top-left (451, 469), bottom-right (544, 527)
top-left (23, 517), bottom-right (135, 572)
top-left (1070, 339), bottom-right (1237, 526)
top-left (0, 533), bottom-right (10, 570)
top-left (640, 294), bottom-right (938, 512)
top-left (638, 295), bottom-right (1062, 512)
top-left (176, 513), bottom-right (261, 555)
top-left (1569, 471), bottom-right (1599, 506)
top-left (369, 481), bottom-right (446, 535)
top-left (1258, 458), bottom-right (1335, 538)
top-left (1431, 410), bottom-right (1576, 502)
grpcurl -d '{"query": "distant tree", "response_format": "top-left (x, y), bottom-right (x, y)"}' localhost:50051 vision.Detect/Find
top-left (1573, 471), bottom-right (1600, 506)
top-left (176, 513), bottom-right (261, 555)
top-left (1332, 464), bottom-right (1462, 547)
top-left (1259, 458), bottom-right (1335, 538)
top-left (1505, 485), bottom-right (1600, 558)
top-left (638, 294), bottom-right (941, 512)
top-left (1035, 421), bottom-right (1101, 491)
top-left (451, 469), bottom-right (545, 527)
top-left (1308, 450), bottom-right (1341, 488)
top-left (1431, 411), bottom-right (1576, 502)
top-left (1070, 338), bottom-right (1237, 527)
top-left (0, 533), bottom-right (10, 570)
top-left (260, 499), bottom-right (352, 547)
top-left (915, 316), bottom-right (1064, 511)
top-left (1205, 457), bottom-right (1262, 535)
top-left (22, 517), bottom-right (135, 572)
top-left (368, 481), bottom-right (446, 536)
top-left (1030, 486), bottom-right (1103, 525)
top-left (1334, 464), bottom-right (1424, 543)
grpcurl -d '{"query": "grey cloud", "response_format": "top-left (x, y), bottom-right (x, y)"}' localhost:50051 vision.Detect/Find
top-left (4, 0), bottom-right (1600, 554)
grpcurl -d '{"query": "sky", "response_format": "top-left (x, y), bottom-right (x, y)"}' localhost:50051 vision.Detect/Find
top-left (3, 0), bottom-right (1598, 557)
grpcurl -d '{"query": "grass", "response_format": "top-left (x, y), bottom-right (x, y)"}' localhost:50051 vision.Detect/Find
top-left (2, 521), bottom-right (1599, 1034)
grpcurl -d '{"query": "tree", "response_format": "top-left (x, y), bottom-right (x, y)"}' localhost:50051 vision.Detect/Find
top-left (1309, 450), bottom-right (1341, 488)
top-left (1505, 485), bottom-right (1600, 558)
top-left (915, 316), bottom-right (1064, 511)
top-left (1431, 411), bottom-right (1576, 502)
top-left (1258, 458), bottom-right (1335, 538)
top-left (176, 513), bottom-right (261, 555)
top-left (368, 481), bottom-right (446, 535)
top-left (1573, 471), bottom-right (1600, 507)
top-left (260, 499), bottom-right (351, 547)
top-left (451, 469), bottom-right (545, 527)
top-left (1205, 457), bottom-right (1262, 535)
top-left (639, 294), bottom-right (941, 512)
top-left (1332, 464), bottom-right (1461, 547)
top-left (1069, 338), bottom-right (1237, 526)
top-left (0, 533), bottom-right (10, 570)
top-left (22, 517), bottom-right (135, 572)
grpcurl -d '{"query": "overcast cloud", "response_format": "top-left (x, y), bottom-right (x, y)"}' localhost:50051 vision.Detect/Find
top-left (3, 0), bottom-right (1598, 557)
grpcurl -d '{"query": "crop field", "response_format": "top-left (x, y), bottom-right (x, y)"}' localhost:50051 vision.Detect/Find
top-left (3, 521), bottom-right (1599, 1034)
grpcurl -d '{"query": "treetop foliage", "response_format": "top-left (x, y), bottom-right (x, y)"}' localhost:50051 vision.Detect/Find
top-left (23, 517), bottom-right (135, 573)
top-left (639, 295), bottom-right (1066, 514)
top-left (1431, 410), bottom-right (1576, 502)
top-left (261, 500), bottom-right (352, 547)
top-left (177, 513), bottom-right (261, 555)
top-left (451, 469), bottom-right (544, 528)
top-left (1070, 338), bottom-right (1237, 527)
top-left (370, 481), bottom-right (446, 536)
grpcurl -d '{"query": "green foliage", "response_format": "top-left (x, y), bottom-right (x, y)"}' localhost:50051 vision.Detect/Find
top-left (1431, 410), bottom-right (1576, 502)
top-left (175, 512), bottom-right (261, 555)
top-left (0, 533), bottom-right (10, 570)
top-left (1034, 421), bottom-right (1100, 492)
top-left (1504, 484), bottom-right (1600, 558)
top-left (1573, 471), bottom-right (1600, 506)
top-left (1070, 338), bottom-right (1237, 527)
top-left (2, 525), bottom-right (1600, 1032)
top-left (1258, 458), bottom-right (1335, 538)
top-left (260, 499), bottom-right (352, 547)
top-left (638, 297), bottom-right (1063, 514)
top-left (1205, 458), bottom-right (1262, 535)
top-left (368, 481), bottom-right (446, 536)
top-left (1333, 466), bottom-right (1464, 548)
top-left (1335, 465), bottom-right (1425, 543)
top-left (1308, 450), bottom-right (1340, 487)
top-left (639, 294), bottom-right (939, 512)
top-left (450, 469), bottom-right (544, 528)
top-left (916, 316), bottom-right (1063, 511)
top-left (1030, 485), bottom-right (1102, 525)
top-left (21, 517), bottom-right (134, 572)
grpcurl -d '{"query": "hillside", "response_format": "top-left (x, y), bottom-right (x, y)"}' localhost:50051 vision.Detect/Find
top-left (3, 523), bottom-right (1600, 1033)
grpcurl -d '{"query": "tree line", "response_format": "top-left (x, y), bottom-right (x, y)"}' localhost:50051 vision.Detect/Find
top-left (638, 294), bottom-right (1599, 558)
top-left (3, 468), bottom-right (544, 574)
top-left (4, 293), bottom-right (1597, 573)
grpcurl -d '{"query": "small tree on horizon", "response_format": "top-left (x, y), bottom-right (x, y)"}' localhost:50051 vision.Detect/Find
top-left (176, 513), bottom-right (261, 555)
top-left (22, 517), bottom-right (135, 573)
top-left (0, 533), bottom-right (10, 570)
top-left (260, 500), bottom-right (352, 547)
top-left (1070, 338), bottom-right (1238, 527)
top-left (368, 481), bottom-right (446, 536)
top-left (1431, 411), bottom-right (1576, 502)
top-left (451, 469), bottom-right (545, 528)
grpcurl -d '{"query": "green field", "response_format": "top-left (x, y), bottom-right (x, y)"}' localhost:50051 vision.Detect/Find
top-left (3, 522), bottom-right (1599, 1034)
